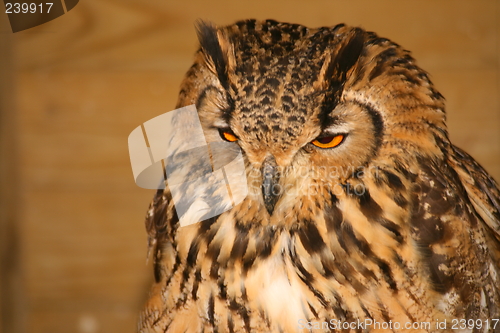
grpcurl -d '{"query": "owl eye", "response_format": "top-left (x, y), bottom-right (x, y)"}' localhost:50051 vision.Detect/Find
top-left (311, 134), bottom-right (345, 149)
top-left (218, 129), bottom-right (238, 142)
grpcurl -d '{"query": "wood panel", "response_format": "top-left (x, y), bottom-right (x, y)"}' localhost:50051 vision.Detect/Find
top-left (16, 71), bottom-right (160, 333)
top-left (0, 10), bottom-right (25, 333)
top-left (2, 1), bottom-right (499, 333)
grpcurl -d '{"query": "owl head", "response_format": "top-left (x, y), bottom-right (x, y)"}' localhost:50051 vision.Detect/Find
top-left (175, 19), bottom-right (448, 222)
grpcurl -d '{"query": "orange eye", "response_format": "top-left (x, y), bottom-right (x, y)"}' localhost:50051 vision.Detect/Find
top-left (311, 134), bottom-right (345, 149)
top-left (219, 129), bottom-right (238, 142)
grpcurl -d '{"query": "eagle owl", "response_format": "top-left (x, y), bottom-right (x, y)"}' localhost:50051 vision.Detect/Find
top-left (138, 20), bottom-right (500, 332)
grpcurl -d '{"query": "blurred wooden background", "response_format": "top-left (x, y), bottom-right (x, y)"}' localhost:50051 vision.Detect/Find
top-left (0, 1), bottom-right (499, 332)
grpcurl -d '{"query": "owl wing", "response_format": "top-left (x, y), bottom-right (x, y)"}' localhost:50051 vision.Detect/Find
top-left (448, 144), bottom-right (500, 252)
top-left (407, 143), bottom-right (500, 320)
top-left (145, 188), bottom-right (179, 283)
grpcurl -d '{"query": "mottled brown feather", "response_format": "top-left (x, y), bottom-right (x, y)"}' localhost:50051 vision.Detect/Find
top-left (138, 19), bottom-right (500, 333)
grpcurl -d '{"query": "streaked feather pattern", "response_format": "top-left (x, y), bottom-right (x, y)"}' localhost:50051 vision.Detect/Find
top-left (138, 20), bottom-right (500, 333)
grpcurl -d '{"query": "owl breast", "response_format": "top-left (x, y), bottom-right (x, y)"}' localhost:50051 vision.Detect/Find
top-left (246, 239), bottom-right (306, 330)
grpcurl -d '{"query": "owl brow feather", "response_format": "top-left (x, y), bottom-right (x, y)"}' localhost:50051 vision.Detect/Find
top-left (195, 20), bottom-right (232, 91)
top-left (195, 21), bottom-right (237, 124)
top-left (317, 28), bottom-right (366, 128)
top-left (331, 28), bottom-right (366, 80)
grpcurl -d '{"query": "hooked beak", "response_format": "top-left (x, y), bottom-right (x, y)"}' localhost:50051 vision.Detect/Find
top-left (261, 155), bottom-right (281, 215)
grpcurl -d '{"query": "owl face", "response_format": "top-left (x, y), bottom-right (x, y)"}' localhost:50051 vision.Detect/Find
top-left (179, 19), bottom-right (447, 218)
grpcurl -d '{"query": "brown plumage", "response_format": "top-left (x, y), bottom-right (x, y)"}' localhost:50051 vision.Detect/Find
top-left (138, 20), bottom-right (500, 332)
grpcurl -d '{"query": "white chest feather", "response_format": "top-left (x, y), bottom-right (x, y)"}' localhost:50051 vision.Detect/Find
top-left (245, 237), bottom-right (308, 331)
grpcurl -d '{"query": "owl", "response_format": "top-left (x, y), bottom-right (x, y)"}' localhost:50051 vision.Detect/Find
top-left (138, 20), bottom-right (500, 333)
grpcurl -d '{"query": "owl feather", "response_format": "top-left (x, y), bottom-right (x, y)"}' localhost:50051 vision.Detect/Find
top-left (138, 20), bottom-right (500, 333)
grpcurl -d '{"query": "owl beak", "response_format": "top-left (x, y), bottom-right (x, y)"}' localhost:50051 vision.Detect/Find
top-left (261, 155), bottom-right (281, 215)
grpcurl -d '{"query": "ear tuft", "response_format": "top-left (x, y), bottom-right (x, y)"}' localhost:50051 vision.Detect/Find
top-left (315, 28), bottom-right (365, 90)
top-left (195, 20), bottom-right (234, 90)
